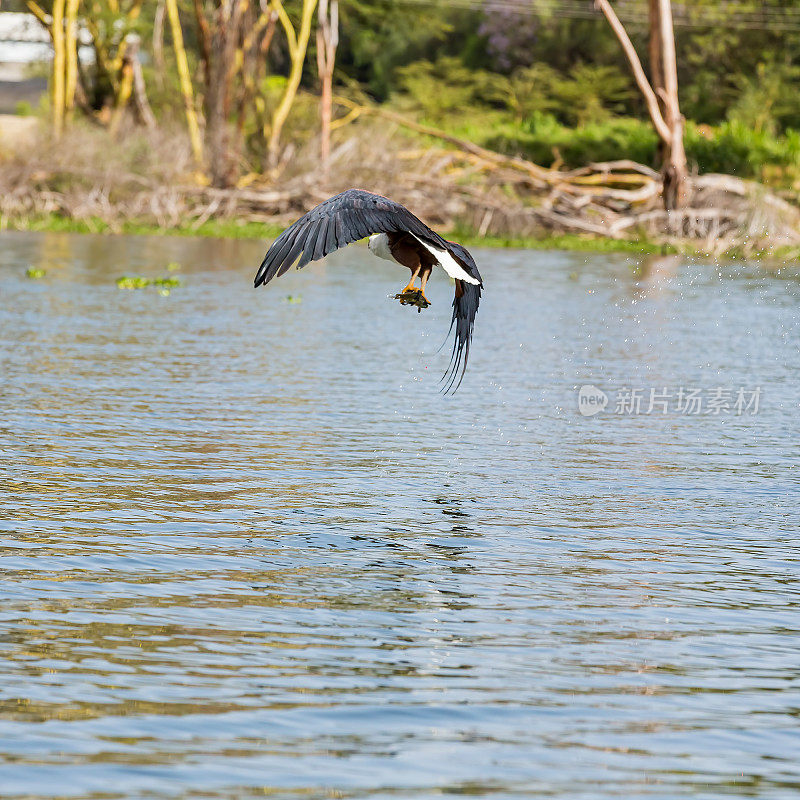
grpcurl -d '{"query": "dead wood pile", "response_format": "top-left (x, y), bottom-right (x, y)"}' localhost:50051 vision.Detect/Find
top-left (1, 121), bottom-right (798, 256)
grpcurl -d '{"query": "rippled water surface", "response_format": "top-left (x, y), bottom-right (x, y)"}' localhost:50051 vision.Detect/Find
top-left (1, 231), bottom-right (799, 799)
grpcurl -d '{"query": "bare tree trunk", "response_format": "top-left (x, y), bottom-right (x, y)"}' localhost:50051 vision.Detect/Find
top-left (648, 0), bottom-right (666, 166)
top-left (595, 0), bottom-right (687, 210)
top-left (199, 0), bottom-right (246, 188)
top-left (110, 35), bottom-right (153, 134)
top-left (153, 0), bottom-right (166, 90)
top-left (204, 4), bottom-right (232, 187)
top-left (267, 0), bottom-right (318, 170)
top-left (131, 44), bottom-right (156, 129)
top-left (64, 0), bottom-right (79, 118)
top-left (656, 0), bottom-right (687, 210)
top-left (316, 0), bottom-right (338, 182)
top-left (51, 0), bottom-right (65, 137)
top-left (648, 0), bottom-right (665, 114)
top-left (165, 0), bottom-right (204, 166)
top-left (205, 31), bottom-right (232, 186)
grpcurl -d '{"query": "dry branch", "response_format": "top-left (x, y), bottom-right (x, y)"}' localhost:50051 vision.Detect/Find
top-left (1, 122), bottom-right (798, 258)
top-left (594, 0), bottom-right (669, 142)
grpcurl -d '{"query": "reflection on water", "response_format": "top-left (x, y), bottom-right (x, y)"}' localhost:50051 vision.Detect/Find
top-left (1, 232), bottom-right (799, 799)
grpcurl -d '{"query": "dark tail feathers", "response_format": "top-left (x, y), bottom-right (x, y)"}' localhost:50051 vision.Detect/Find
top-left (441, 280), bottom-right (481, 393)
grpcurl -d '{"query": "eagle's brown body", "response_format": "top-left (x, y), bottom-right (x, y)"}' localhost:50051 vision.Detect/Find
top-left (384, 232), bottom-right (438, 281)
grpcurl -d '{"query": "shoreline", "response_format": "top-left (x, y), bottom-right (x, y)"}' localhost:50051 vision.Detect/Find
top-left (0, 212), bottom-right (681, 256)
top-left (4, 212), bottom-right (798, 263)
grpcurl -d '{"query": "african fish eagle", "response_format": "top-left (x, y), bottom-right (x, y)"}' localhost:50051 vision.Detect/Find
top-left (254, 189), bottom-right (483, 391)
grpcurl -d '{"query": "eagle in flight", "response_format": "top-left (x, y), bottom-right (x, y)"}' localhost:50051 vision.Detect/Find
top-left (254, 189), bottom-right (483, 391)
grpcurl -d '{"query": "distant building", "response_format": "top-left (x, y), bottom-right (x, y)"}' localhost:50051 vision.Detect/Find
top-left (0, 12), bottom-right (93, 114)
top-left (0, 12), bottom-right (48, 114)
top-left (0, 12), bottom-right (50, 78)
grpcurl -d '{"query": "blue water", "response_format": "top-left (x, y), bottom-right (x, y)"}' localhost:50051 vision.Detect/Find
top-left (1, 231), bottom-right (798, 798)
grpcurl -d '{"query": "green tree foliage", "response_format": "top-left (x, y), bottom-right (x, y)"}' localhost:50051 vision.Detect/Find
top-left (395, 56), bottom-right (511, 122)
top-left (336, 0), bottom-right (453, 99)
top-left (394, 56), bottom-right (635, 129)
top-left (727, 62), bottom-right (800, 134)
top-left (549, 63), bottom-right (634, 126)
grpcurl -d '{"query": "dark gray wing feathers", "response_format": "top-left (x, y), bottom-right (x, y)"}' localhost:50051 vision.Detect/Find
top-left (254, 189), bottom-right (449, 287)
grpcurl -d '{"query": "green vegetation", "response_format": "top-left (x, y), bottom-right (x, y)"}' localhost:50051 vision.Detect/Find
top-left (25, 266), bottom-right (46, 279)
top-left (393, 55), bottom-right (800, 189)
top-left (11, 209), bottom-right (800, 262)
top-left (465, 116), bottom-right (800, 186)
top-left (116, 274), bottom-right (182, 292)
top-left (152, 276), bottom-right (181, 288)
top-left (449, 228), bottom-right (677, 255)
top-left (6, 214), bottom-right (285, 241)
top-left (116, 275), bottom-right (152, 289)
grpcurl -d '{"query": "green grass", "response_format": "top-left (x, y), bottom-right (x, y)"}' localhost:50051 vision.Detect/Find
top-left (5, 214), bottom-right (286, 241)
top-left (3, 213), bottom-right (687, 256)
top-left (448, 228), bottom-right (678, 255)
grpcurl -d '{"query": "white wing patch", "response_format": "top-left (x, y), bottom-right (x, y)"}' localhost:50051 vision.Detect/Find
top-left (368, 233), bottom-right (394, 262)
top-left (409, 234), bottom-right (481, 285)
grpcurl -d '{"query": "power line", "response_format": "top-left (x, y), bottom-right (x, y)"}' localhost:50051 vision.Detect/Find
top-left (393, 0), bottom-right (800, 32)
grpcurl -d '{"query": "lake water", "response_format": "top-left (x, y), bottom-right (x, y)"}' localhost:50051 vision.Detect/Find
top-left (1, 231), bottom-right (798, 799)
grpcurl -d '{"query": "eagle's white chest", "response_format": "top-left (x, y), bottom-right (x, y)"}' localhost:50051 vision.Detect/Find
top-left (368, 233), bottom-right (395, 262)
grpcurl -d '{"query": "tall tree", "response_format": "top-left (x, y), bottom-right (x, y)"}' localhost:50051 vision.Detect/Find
top-left (193, 0), bottom-right (245, 187)
top-left (51, 0), bottom-right (65, 135)
top-left (192, 0), bottom-right (281, 186)
top-left (595, 0), bottom-right (687, 209)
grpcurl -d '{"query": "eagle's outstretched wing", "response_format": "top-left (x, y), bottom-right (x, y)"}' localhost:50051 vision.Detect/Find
top-left (254, 188), bottom-right (450, 287)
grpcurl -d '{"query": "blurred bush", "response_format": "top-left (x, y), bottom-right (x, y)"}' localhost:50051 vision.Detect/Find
top-left (391, 55), bottom-right (800, 189)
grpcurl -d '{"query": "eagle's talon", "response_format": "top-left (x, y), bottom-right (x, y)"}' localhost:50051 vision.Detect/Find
top-left (394, 287), bottom-right (430, 310)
